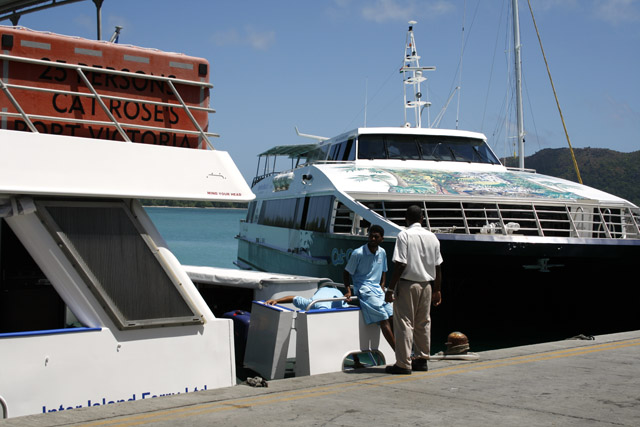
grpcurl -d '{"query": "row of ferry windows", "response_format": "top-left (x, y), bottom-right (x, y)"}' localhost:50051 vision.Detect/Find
top-left (309, 134), bottom-right (499, 164)
top-left (246, 196), bottom-right (335, 232)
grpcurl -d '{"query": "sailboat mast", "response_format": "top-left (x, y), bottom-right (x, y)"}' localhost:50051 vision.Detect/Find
top-left (512, 0), bottom-right (525, 169)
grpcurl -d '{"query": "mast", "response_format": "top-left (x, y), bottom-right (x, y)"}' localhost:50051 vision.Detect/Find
top-left (512, 0), bottom-right (525, 169)
top-left (400, 22), bottom-right (435, 128)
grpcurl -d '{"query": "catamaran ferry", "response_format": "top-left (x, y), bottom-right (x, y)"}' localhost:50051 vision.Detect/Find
top-left (237, 19), bottom-right (640, 347)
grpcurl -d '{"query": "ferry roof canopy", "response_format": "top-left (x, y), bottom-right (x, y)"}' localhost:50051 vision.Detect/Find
top-left (259, 144), bottom-right (318, 158)
top-left (0, 0), bottom-right (85, 25)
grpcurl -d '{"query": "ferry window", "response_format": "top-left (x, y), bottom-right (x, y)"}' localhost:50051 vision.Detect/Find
top-left (387, 136), bottom-right (421, 160)
top-left (343, 139), bottom-right (355, 160)
top-left (293, 197), bottom-right (306, 229)
top-left (358, 134), bottom-right (499, 164)
top-left (304, 145), bottom-right (329, 164)
top-left (259, 198), bottom-right (300, 229)
top-left (358, 135), bottom-right (385, 160)
top-left (304, 196), bottom-right (334, 232)
top-left (328, 143), bottom-right (341, 161)
top-left (449, 144), bottom-right (476, 162)
top-left (425, 141), bottom-right (454, 161)
top-left (468, 140), bottom-right (499, 164)
top-left (246, 201), bottom-right (257, 223)
top-left (418, 141), bottom-right (441, 160)
top-left (36, 201), bottom-right (202, 330)
top-left (328, 139), bottom-right (355, 161)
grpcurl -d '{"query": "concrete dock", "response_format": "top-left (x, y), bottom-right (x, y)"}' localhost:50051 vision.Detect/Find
top-left (3, 330), bottom-right (639, 426)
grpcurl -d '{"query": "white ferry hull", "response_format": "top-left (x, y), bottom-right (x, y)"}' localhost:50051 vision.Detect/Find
top-left (1, 325), bottom-right (233, 417)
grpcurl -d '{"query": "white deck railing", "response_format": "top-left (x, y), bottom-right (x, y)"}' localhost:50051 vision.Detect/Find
top-left (353, 200), bottom-right (640, 239)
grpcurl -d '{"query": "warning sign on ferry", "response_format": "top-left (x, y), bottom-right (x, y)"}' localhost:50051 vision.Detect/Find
top-left (0, 26), bottom-right (212, 149)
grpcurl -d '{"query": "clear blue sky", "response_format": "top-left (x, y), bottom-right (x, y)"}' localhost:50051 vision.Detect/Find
top-left (5, 0), bottom-right (639, 182)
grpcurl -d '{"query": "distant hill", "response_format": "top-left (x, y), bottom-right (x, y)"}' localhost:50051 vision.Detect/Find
top-left (503, 148), bottom-right (640, 207)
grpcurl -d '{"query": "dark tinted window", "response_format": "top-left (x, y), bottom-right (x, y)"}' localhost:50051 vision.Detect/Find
top-left (387, 136), bottom-right (421, 160)
top-left (357, 134), bottom-right (499, 164)
top-left (246, 201), bottom-right (257, 223)
top-left (259, 198), bottom-right (301, 229)
top-left (358, 135), bottom-right (385, 160)
top-left (304, 196), bottom-right (334, 232)
top-left (257, 196), bottom-right (334, 233)
top-left (328, 139), bottom-right (356, 161)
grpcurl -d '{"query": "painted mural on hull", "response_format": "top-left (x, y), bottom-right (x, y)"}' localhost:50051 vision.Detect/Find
top-left (323, 164), bottom-right (624, 202)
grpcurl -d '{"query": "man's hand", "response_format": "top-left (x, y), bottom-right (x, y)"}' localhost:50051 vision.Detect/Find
top-left (432, 290), bottom-right (442, 307)
top-left (265, 299), bottom-right (277, 305)
top-left (345, 288), bottom-right (352, 302)
top-left (385, 290), bottom-right (394, 303)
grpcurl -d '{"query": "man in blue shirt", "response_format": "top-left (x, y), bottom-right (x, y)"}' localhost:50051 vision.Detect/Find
top-left (343, 224), bottom-right (395, 350)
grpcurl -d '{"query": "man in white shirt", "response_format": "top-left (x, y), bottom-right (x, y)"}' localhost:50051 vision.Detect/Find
top-left (385, 205), bottom-right (443, 374)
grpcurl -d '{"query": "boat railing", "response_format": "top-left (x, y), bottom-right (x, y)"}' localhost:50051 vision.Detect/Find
top-left (505, 166), bottom-right (538, 174)
top-left (360, 200), bottom-right (640, 239)
top-left (0, 53), bottom-right (218, 149)
top-left (251, 171), bottom-right (279, 187)
top-left (251, 159), bottom-right (355, 187)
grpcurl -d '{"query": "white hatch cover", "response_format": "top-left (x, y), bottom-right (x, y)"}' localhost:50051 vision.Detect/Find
top-left (0, 130), bottom-right (254, 202)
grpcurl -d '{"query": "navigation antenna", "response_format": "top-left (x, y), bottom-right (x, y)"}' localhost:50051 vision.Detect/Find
top-left (401, 21), bottom-right (435, 128)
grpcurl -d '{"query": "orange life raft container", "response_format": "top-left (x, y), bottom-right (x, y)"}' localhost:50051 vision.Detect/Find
top-left (0, 26), bottom-right (212, 149)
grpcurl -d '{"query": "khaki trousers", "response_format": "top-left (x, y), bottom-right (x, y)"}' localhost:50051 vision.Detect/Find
top-left (392, 279), bottom-right (432, 370)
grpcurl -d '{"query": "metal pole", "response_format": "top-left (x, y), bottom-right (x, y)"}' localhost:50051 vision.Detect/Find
top-left (512, 0), bottom-right (525, 169)
top-left (93, 0), bottom-right (104, 40)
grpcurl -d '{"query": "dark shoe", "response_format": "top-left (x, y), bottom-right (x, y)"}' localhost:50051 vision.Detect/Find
top-left (412, 358), bottom-right (428, 371)
top-left (385, 364), bottom-right (411, 375)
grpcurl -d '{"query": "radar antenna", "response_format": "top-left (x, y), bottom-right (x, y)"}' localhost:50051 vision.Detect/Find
top-left (400, 21), bottom-right (435, 128)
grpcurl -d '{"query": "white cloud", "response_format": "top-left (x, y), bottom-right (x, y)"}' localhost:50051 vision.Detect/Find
top-left (360, 0), bottom-right (454, 23)
top-left (245, 27), bottom-right (276, 51)
top-left (532, 0), bottom-right (579, 11)
top-left (592, 0), bottom-right (640, 24)
top-left (211, 26), bottom-right (275, 51)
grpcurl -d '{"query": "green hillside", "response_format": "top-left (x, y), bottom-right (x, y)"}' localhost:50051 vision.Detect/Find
top-left (504, 148), bottom-right (640, 207)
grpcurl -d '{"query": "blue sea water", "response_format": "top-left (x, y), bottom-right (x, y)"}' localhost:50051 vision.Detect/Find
top-left (145, 207), bottom-right (246, 268)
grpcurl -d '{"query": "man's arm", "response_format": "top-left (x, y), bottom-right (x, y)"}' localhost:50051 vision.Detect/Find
top-left (385, 261), bottom-right (406, 302)
top-left (265, 295), bottom-right (295, 305)
top-left (343, 270), bottom-right (353, 301)
top-left (432, 265), bottom-right (442, 306)
top-left (379, 271), bottom-right (387, 292)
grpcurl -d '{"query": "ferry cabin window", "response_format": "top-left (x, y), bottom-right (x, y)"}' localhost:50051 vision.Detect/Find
top-left (357, 134), bottom-right (499, 164)
top-left (304, 196), bottom-right (334, 232)
top-left (35, 201), bottom-right (202, 330)
top-left (246, 201), bottom-right (257, 223)
top-left (328, 139), bottom-right (355, 161)
top-left (257, 196), bottom-right (334, 233)
top-left (303, 145), bottom-right (330, 164)
top-left (358, 135), bottom-right (386, 160)
top-left (258, 198), bottom-right (301, 229)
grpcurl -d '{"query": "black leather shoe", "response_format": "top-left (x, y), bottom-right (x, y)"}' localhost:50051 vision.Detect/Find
top-left (412, 358), bottom-right (428, 371)
top-left (385, 364), bottom-right (411, 375)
